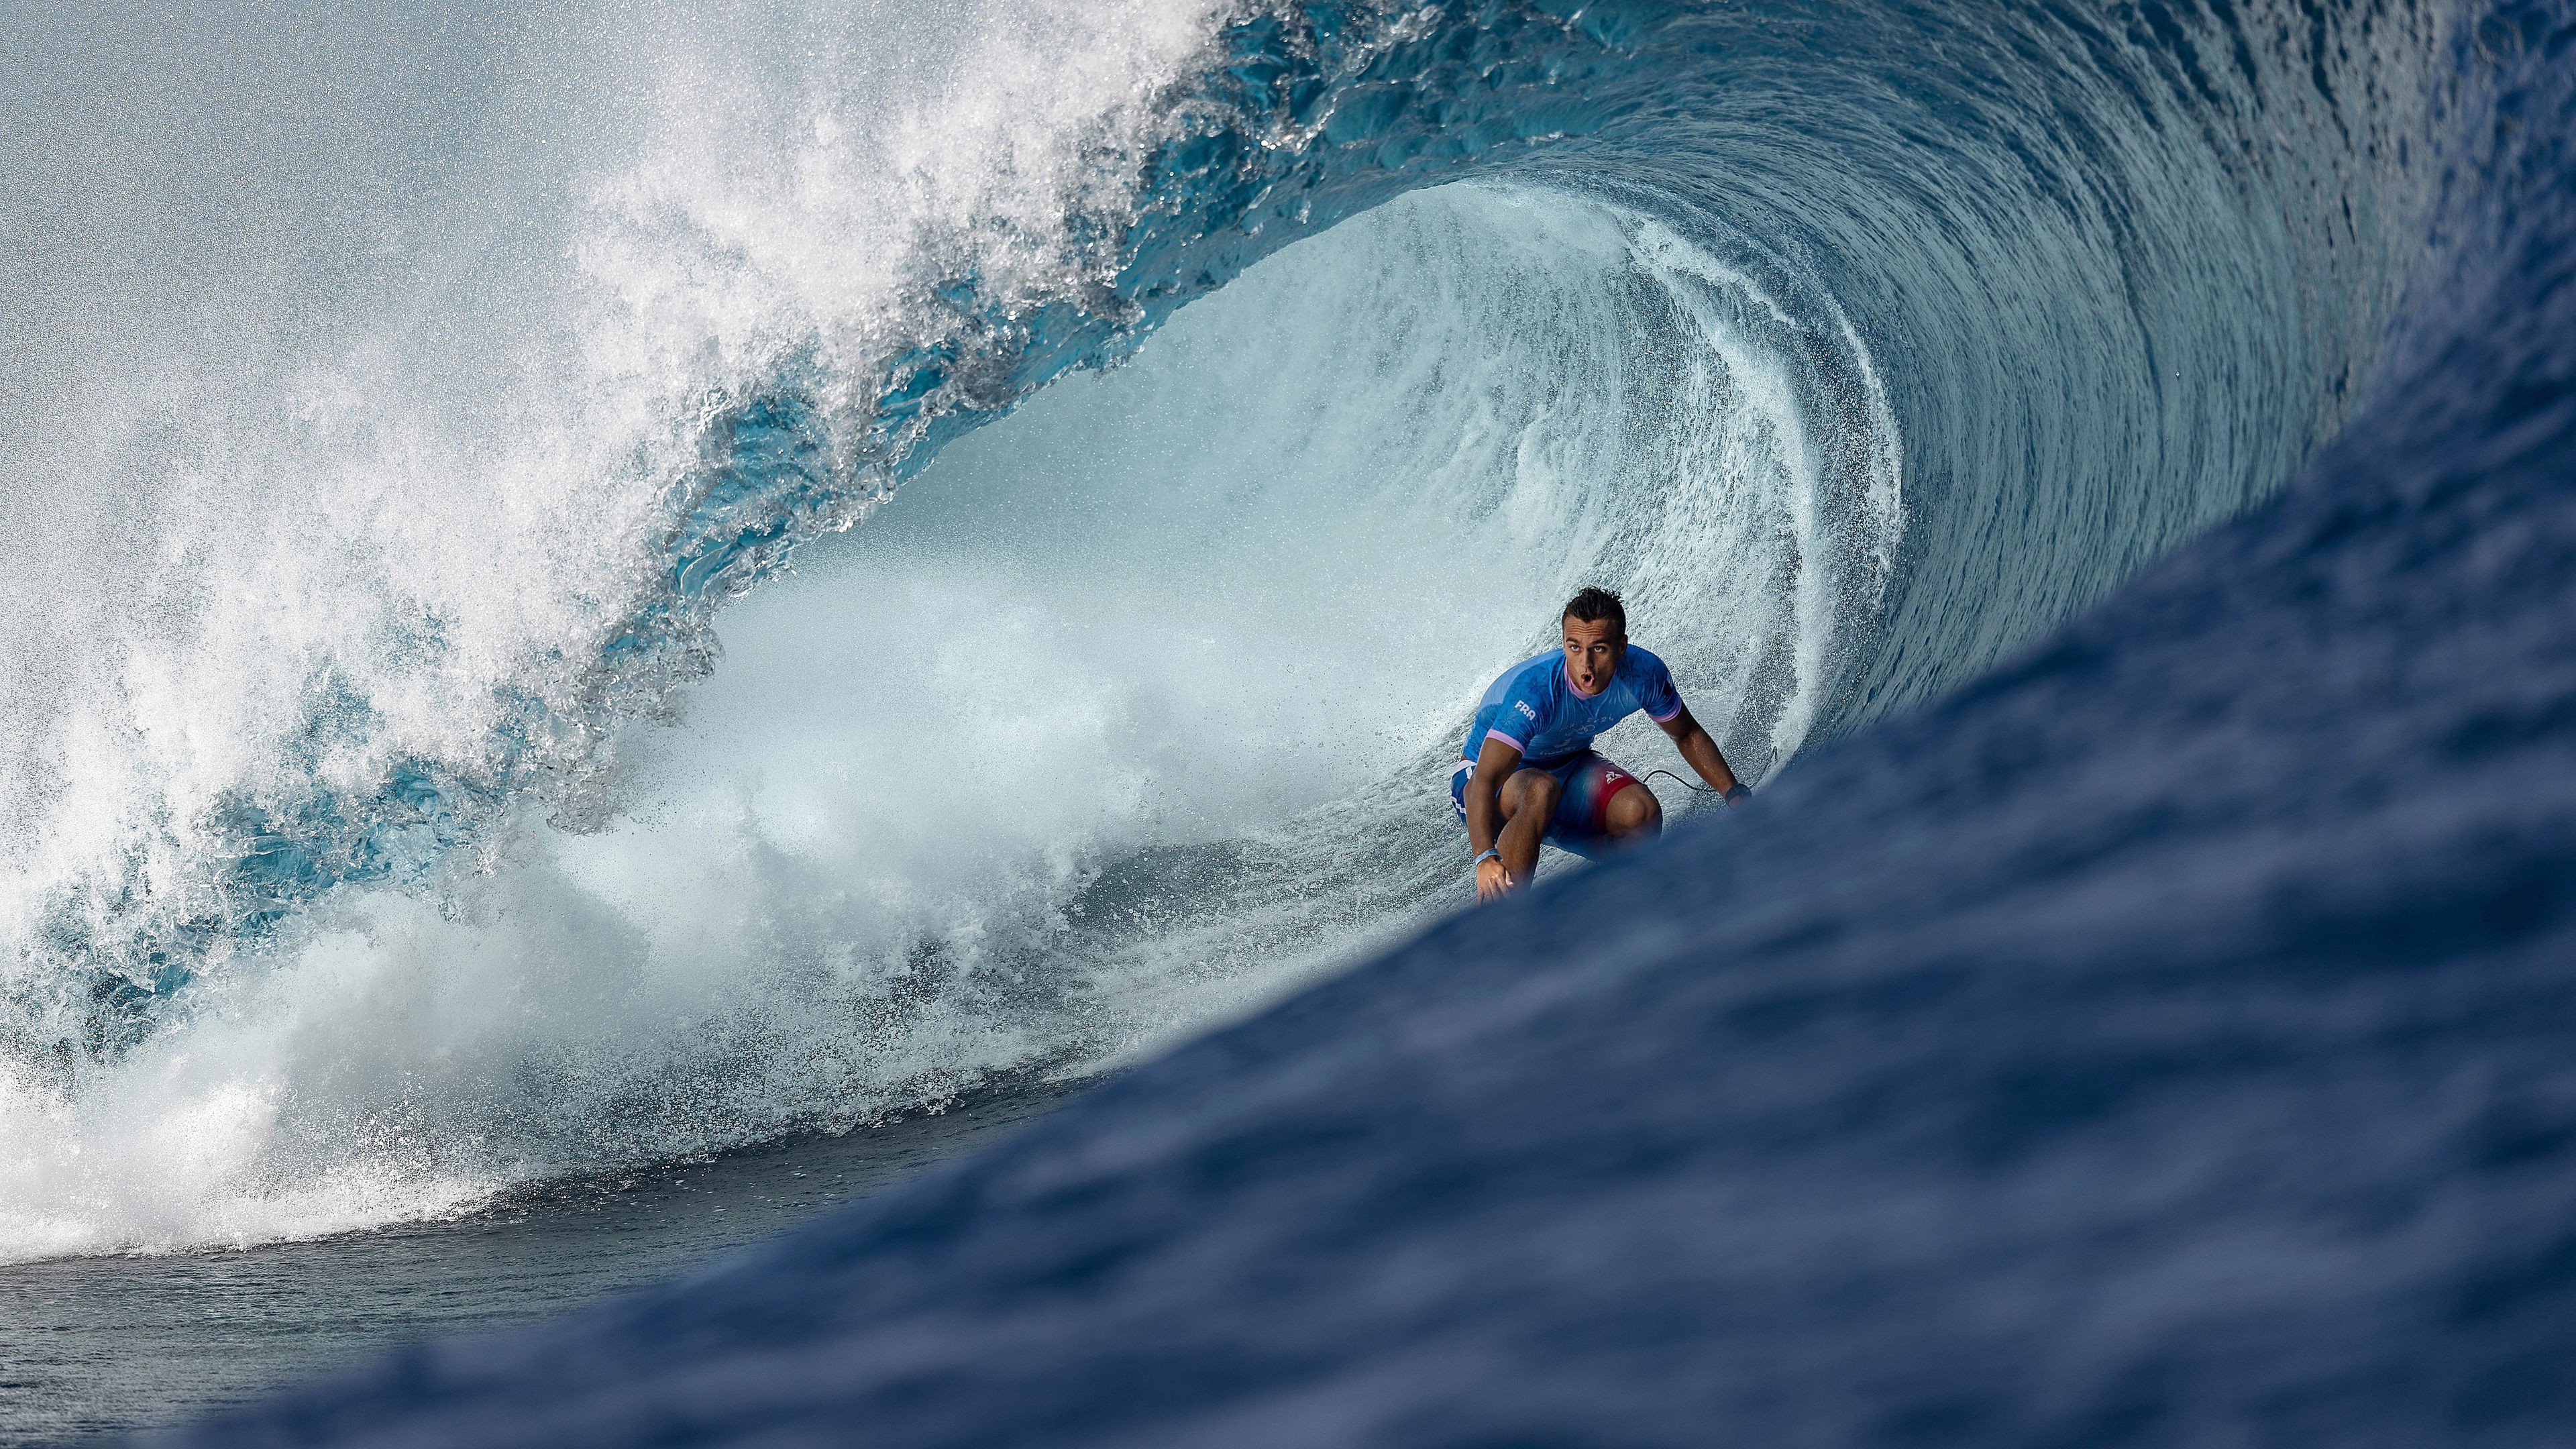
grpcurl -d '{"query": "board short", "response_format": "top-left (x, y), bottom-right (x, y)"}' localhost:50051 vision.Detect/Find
top-left (1448, 750), bottom-right (1644, 861)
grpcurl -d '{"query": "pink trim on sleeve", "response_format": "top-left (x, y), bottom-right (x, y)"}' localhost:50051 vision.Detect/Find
top-left (1648, 704), bottom-right (1684, 723)
top-left (1483, 727), bottom-right (1527, 752)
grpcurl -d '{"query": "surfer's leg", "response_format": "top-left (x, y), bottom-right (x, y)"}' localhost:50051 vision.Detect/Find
top-left (1542, 754), bottom-right (1655, 857)
top-left (1497, 766), bottom-right (1562, 884)
top-left (1600, 773), bottom-right (1663, 845)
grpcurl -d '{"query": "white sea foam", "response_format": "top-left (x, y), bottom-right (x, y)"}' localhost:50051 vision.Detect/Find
top-left (0, 0), bottom-right (1230, 1008)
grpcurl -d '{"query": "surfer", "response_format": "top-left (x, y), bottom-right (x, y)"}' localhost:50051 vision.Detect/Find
top-left (1455, 587), bottom-right (1750, 902)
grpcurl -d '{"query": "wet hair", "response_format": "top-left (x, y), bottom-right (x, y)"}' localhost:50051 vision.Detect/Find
top-left (1562, 586), bottom-right (1626, 633)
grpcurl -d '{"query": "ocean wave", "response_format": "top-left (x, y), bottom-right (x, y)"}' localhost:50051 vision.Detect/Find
top-left (0, 0), bottom-right (2468, 1258)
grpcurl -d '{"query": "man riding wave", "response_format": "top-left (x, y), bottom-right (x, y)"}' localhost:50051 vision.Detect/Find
top-left (1455, 587), bottom-right (1750, 902)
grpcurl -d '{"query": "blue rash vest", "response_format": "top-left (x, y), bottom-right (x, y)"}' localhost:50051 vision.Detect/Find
top-left (1461, 647), bottom-right (1685, 766)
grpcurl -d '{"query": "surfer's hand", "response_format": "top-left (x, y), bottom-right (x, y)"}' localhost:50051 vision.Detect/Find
top-left (1474, 856), bottom-right (1511, 902)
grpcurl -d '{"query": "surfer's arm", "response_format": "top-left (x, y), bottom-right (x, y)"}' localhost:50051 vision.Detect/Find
top-left (1656, 704), bottom-right (1749, 804)
top-left (1466, 735), bottom-right (1521, 900)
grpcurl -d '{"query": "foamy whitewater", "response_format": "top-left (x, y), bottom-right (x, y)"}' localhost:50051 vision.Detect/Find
top-left (0, 0), bottom-right (2426, 1263)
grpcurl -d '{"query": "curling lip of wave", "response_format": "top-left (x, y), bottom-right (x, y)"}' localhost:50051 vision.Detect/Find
top-left (13, 2), bottom-right (1661, 1016)
top-left (56, 0), bottom-right (2420, 1008)
top-left (15, 1), bottom-right (1886, 1038)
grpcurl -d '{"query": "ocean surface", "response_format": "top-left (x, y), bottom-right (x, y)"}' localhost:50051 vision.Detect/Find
top-left (0, 1081), bottom-right (1073, 1444)
top-left (1, 0), bottom-right (2571, 1442)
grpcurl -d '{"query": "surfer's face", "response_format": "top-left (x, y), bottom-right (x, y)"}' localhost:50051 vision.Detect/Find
top-left (1561, 616), bottom-right (1624, 696)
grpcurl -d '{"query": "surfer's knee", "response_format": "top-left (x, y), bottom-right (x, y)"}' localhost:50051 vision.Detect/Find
top-left (1501, 767), bottom-right (1562, 821)
top-left (1604, 782), bottom-right (1662, 840)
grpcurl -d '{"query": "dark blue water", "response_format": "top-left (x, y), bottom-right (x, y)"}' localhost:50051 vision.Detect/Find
top-left (151, 0), bottom-right (2576, 1442)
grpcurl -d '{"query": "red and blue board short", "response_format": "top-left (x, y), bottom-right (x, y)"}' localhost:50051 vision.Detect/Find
top-left (1449, 751), bottom-right (1644, 861)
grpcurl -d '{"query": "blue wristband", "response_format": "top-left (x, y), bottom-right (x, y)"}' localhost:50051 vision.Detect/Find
top-left (1472, 848), bottom-right (1502, 868)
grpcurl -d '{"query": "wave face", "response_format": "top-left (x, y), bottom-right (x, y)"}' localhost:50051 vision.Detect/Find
top-left (0, 0), bottom-right (2461, 1260)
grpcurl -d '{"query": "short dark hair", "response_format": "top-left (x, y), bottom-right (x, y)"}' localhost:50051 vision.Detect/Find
top-left (1562, 586), bottom-right (1626, 633)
